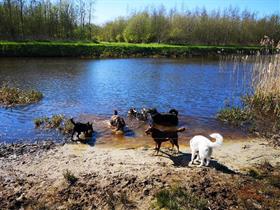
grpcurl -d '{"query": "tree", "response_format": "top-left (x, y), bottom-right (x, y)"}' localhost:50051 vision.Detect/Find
top-left (124, 12), bottom-right (152, 43)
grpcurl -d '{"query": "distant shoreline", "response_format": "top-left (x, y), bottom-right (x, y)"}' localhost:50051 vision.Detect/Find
top-left (0, 41), bottom-right (261, 58)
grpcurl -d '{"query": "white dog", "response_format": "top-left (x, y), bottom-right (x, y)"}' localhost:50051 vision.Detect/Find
top-left (189, 133), bottom-right (223, 167)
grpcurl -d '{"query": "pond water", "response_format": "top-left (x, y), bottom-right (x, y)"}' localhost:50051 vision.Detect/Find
top-left (0, 57), bottom-right (252, 144)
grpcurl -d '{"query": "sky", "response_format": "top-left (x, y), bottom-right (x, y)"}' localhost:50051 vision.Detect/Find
top-left (93, 0), bottom-right (280, 25)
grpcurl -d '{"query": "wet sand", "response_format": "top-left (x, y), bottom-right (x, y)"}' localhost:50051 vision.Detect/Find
top-left (77, 114), bottom-right (252, 148)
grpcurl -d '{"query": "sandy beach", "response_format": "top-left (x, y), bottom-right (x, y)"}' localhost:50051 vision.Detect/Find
top-left (1, 137), bottom-right (279, 209)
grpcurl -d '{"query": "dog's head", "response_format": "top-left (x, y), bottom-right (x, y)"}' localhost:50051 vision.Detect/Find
top-left (145, 124), bottom-right (154, 135)
top-left (146, 108), bottom-right (158, 115)
top-left (128, 108), bottom-right (137, 116)
top-left (169, 109), bottom-right (179, 116)
top-left (86, 122), bottom-right (94, 134)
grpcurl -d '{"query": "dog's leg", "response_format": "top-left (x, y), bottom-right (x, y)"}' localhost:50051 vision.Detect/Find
top-left (153, 142), bottom-right (158, 155)
top-left (205, 158), bottom-right (210, 166)
top-left (189, 150), bottom-right (196, 166)
top-left (174, 139), bottom-right (179, 154)
top-left (194, 154), bottom-right (200, 164)
top-left (169, 139), bottom-right (174, 151)
top-left (198, 158), bottom-right (204, 167)
top-left (154, 142), bottom-right (157, 151)
top-left (71, 130), bottom-right (76, 140)
top-left (77, 131), bottom-right (82, 139)
top-left (156, 142), bottom-right (161, 155)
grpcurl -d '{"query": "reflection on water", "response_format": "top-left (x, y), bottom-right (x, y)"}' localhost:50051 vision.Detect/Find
top-left (0, 57), bottom-right (252, 143)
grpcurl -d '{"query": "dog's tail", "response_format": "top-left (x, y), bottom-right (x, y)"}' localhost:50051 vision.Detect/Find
top-left (70, 118), bottom-right (76, 125)
top-left (208, 133), bottom-right (223, 147)
top-left (177, 127), bottom-right (185, 132)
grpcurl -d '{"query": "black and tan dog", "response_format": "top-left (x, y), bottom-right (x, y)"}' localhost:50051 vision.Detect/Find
top-left (145, 125), bottom-right (185, 155)
top-left (110, 110), bottom-right (126, 133)
top-left (70, 118), bottom-right (94, 140)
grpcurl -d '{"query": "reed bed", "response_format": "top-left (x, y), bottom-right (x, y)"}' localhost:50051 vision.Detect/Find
top-left (217, 37), bottom-right (280, 145)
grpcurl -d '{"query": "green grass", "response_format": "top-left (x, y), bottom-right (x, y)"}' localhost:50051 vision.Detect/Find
top-left (0, 41), bottom-right (261, 57)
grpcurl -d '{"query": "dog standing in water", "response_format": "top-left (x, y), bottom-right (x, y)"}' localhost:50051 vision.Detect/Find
top-left (110, 110), bottom-right (126, 133)
top-left (189, 133), bottom-right (223, 167)
top-left (70, 118), bottom-right (94, 140)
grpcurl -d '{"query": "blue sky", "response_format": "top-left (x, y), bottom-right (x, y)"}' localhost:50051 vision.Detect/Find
top-left (93, 0), bottom-right (280, 25)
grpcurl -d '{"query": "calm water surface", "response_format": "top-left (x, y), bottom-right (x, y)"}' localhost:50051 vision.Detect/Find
top-left (0, 57), bottom-right (252, 143)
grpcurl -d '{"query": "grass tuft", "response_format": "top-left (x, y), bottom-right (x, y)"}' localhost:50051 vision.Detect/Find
top-left (34, 115), bottom-right (74, 134)
top-left (63, 170), bottom-right (78, 185)
top-left (217, 107), bottom-right (250, 127)
top-left (105, 191), bottom-right (136, 210)
top-left (153, 186), bottom-right (208, 210)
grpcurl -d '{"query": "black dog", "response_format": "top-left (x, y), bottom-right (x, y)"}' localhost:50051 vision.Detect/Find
top-left (145, 125), bottom-right (185, 155)
top-left (70, 118), bottom-right (94, 140)
top-left (110, 110), bottom-right (126, 132)
top-left (148, 108), bottom-right (179, 126)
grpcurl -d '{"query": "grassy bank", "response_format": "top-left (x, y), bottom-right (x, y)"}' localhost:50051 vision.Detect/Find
top-left (0, 41), bottom-right (261, 57)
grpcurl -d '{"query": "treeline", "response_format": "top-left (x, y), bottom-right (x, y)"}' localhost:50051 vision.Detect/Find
top-left (0, 0), bottom-right (97, 40)
top-left (0, 1), bottom-right (279, 46)
top-left (100, 7), bottom-right (280, 45)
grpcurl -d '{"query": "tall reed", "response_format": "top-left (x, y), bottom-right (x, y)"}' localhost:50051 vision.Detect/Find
top-left (218, 36), bottom-right (280, 144)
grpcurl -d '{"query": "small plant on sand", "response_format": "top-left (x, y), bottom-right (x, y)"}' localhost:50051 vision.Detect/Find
top-left (63, 169), bottom-right (78, 185)
top-left (0, 83), bottom-right (43, 107)
top-left (152, 186), bottom-right (208, 210)
top-left (247, 168), bottom-right (262, 179)
top-left (105, 191), bottom-right (136, 210)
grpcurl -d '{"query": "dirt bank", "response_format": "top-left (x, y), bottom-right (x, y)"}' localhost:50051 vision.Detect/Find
top-left (0, 138), bottom-right (279, 209)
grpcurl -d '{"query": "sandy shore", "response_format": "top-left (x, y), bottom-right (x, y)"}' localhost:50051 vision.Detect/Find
top-left (0, 138), bottom-right (279, 209)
